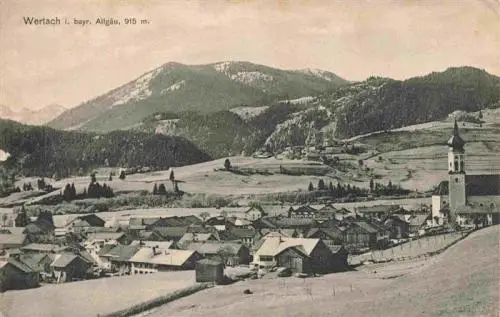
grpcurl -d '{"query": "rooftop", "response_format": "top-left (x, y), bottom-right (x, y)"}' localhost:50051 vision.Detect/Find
top-left (255, 237), bottom-right (320, 257)
top-left (127, 248), bottom-right (197, 267)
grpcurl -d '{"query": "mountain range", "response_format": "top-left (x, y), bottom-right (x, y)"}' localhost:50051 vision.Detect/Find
top-left (0, 104), bottom-right (66, 125)
top-left (43, 63), bottom-right (500, 159)
top-left (48, 61), bottom-right (348, 132)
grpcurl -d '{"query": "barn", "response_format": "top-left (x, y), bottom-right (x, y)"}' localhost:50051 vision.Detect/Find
top-left (195, 259), bottom-right (224, 284)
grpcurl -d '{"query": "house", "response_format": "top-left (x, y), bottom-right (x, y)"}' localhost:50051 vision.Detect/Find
top-left (226, 217), bottom-right (253, 228)
top-left (408, 214), bottom-right (431, 234)
top-left (431, 121), bottom-right (500, 226)
top-left (151, 227), bottom-right (189, 242)
top-left (355, 205), bottom-right (400, 220)
top-left (130, 240), bottom-right (176, 248)
top-left (127, 248), bottom-right (202, 274)
top-left (205, 217), bottom-right (227, 231)
top-left (455, 205), bottom-right (500, 228)
top-left (86, 232), bottom-right (128, 246)
top-left (183, 241), bottom-right (251, 266)
top-left (195, 259), bottom-right (224, 284)
top-left (98, 244), bottom-right (141, 274)
top-left (0, 258), bottom-right (39, 291)
top-left (177, 232), bottom-right (218, 247)
top-left (220, 227), bottom-right (259, 248)
top-left (128, 217), bottom-right (161, 236)
top-left (288, 205), bottom-right (317, 218)
top-left (274, 217), bottom-right (319, 230)
top-left (66, 214), bottom-right (105, 233)
top-left (21, 243), bottom-right (68, 254)
top-left (0, 233), bottom-right (29, 250)
top-left (18, 253), bottom-right (54, 275)
top-left (252, 237), bottom-right (348, 274)
top-left (243, 206), bottom-right (265, 221)
top-left (51, 253), bottom-right (91, 283)
top-left (149, 216), bottom-right (202, 228)
top-left (305, 227), bottom-right (343, 245)
top-left (384, 215), bottom-right (410, 239)
top-left (23, 219), bottom-right (55, 243)
top-left (343, 221), bottom-right (389, 251)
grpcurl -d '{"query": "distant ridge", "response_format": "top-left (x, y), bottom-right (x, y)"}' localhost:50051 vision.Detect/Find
top-left (0, 104), bottom-right (66, 125)
top-left (48, 61), bottom-right (348, 132)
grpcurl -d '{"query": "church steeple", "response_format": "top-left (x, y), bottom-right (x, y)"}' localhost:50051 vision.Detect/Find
top-left (447, 119), bottom-right (465, 152)
top-left (447, 119), bottom-right (465, 173)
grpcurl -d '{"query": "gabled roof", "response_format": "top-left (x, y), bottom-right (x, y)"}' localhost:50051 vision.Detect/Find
top-left (152, 227), bottom-right (188, 240)
top-left (290, 205), bottom-right (317, 214)
top-left (97, 244), bottom-right (116, 257)
top-left (306, 227), bottom-right (343, 240)
top-left (150, 216), bottom-right (202, 228)
top-left (21, 243), bottom-right (67, 253)
top-left (130, 240), bottom-right (175, 250)
top-left (409, 214), bottom-right (431, 227)
top-left (19, 253), bottom-right (52, 269)
top-left (0, 233), bottom-right (27, 246)
top-left (272, 217), bottom-right (318, 228)
top-left (183, 241), bottom-right (245, 256)
top-left (127, 248), bottom-right (197, 267)
top-left (129, 217), bottom-right (161, 230)
top-left (100, 244), bottom-right (140, 261)
top-left (86, 232), bottom-right (125, 242)
top-left (347, 222), bottom-right (379, 234)
top-left (178, 233), bottom-right (214, 245)
top-left (1, 258), bottom-right (35, 273)
top-left (255, 237), bottom-right (320, 257)
top-left (24, 219), bottom-right (54, 234)
top-left (260, 229), bottom-right (298, 238)
top-left (51, 254), bottom-right (80, 268)
top-left (318, 203), bottom-right (338, 212)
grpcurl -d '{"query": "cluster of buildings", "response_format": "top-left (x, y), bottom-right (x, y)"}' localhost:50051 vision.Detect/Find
top-left (0, 201), bottom-right (437, 291)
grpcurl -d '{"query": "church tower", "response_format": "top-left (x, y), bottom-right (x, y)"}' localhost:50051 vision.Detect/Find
top-left (447, 120), bottom-right (466, 212)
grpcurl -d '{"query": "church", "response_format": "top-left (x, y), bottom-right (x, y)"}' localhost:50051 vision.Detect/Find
top-left (431, 121), bottom-right (500, 227)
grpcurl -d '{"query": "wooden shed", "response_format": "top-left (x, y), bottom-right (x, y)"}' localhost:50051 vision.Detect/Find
top-left (195, 259), bottom-right (224, 284)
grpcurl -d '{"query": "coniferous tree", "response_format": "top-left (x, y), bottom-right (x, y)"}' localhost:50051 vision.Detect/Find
top-left (91, 173), bottom-right (97, 184)
top-left (152, 183), bottom-right (158, 195)
top-left (70, 183), bottom-right (76, 198)
top-left (158, 183), bottom-right (167, 195)
top-left (318, 179), bottom-right (326, 191)
top-left (119, 170), bottom-right (126, 180)
top-left (308, 181), bottom-right (314, 191)
top-left (369, 178), bottom-right (374, 192)
top-left (224, 159), bottom-right (232, 171)
top-left (109, 173), bottom-right (113, 181)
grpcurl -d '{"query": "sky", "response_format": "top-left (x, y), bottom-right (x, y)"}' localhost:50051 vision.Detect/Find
top-left (0, 0), bottom-right (499, 110)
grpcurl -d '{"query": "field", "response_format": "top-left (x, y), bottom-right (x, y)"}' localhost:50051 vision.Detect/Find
top-left (0, 271), bottom-right (196, 317)
top-left (142, 225), bottom-right (500, 317)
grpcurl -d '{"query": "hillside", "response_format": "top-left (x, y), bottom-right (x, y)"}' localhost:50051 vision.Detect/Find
top-left (0, 104), bottom-right (66, 125)
top-left (139, 67), bottom-right (500, 158)
top-left (325, 67), bottom-right (500, 138)
top-left (147, 226), bottom-right (500, 317)
top-left (48, 61), bottom-right (348, 132)
top-left (0, 119), bottom-right (211, 178)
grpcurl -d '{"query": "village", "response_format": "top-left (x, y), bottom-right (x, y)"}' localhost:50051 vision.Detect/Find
top-left (0, 121), bottom-right (499, 298)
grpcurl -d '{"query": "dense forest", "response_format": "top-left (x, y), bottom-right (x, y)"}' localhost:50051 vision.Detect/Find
top-left (0, 119), bottom-right (211, 177)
